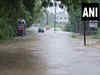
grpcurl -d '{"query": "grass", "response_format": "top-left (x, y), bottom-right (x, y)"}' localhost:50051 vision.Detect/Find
top-left (72, 34), bottom-right (77, 38)
top-left (92, 35), bottom-right (100, 39)
top-left (92, 28), bottom-right (100, 39)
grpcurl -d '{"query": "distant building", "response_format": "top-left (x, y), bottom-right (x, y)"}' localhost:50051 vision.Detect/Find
top-left (56, 12), bottom-right (69, 24)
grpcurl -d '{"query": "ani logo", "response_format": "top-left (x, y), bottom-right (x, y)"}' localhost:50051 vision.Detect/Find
top-left (81, 3), bottom-right (99, 21)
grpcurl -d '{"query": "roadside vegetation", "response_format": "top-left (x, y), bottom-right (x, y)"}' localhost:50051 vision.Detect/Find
top-left (93, 28), bottom-right (100, 39)
top-left (0, 0), bottom-right (42, 40)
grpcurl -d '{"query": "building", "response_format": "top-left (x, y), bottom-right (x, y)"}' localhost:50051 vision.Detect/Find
top-left (56, 12), bottom-right (69, 24)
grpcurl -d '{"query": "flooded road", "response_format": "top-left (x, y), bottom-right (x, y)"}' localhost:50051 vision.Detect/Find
top-left (0, 31), bottom-right (100, 75)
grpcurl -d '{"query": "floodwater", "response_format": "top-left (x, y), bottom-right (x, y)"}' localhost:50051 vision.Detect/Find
top-left (0, 31), bottom-right (100, 75)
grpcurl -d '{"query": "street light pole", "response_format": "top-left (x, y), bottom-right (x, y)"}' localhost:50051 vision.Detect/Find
top-left (54, 0), bottom-right (56, 31)
top-left (45, 0), bottom-right (49, 31)
top-left (46, 10), bottom-right (48, 25)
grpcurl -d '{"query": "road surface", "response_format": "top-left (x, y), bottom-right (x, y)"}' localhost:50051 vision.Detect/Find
top-left (0, 31), bottom-right (100, 75)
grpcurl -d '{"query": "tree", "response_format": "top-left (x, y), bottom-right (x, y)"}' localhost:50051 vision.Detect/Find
top-left (0, 0), bottom-right (43, 40)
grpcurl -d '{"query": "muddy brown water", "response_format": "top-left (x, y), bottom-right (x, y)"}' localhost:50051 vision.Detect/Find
top-left (0, 32), bottom-right (100, 75)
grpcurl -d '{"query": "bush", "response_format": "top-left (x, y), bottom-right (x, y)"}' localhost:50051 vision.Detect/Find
top-left (72, 34), bottom-right (77, 38)
top-left (0, 17), bottom-right (16, 40)
top-left (93, 28), bottom-right (100, 39)
top-left (65, 24), bottom-right (72, 32)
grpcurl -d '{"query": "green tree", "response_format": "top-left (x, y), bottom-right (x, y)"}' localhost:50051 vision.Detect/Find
top-left (0, 0), bottom-right (43, 40)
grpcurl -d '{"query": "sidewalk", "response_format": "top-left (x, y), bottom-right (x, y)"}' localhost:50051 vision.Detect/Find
top-left (72, 33), bottom-right (100, 49)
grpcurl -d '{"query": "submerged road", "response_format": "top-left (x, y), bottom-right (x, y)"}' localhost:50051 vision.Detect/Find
top-left (0, 31), bottom-right (100, 75)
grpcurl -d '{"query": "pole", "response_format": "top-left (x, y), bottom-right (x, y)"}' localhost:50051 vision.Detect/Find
top-left (83, 21), bottom-right (86, 46)
top-left (47, 0), bottom-right (48, 25)
top-left (46, 11), bottom-right (48, 25)
top-left (46, 0), bottom-right (49, 31)
top-left (54, 0), bottom-right (56, 31)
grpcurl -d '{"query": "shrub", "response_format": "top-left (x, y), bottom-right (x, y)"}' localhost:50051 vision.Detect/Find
top-left (0, 17), bottom-right (16, 40)
top-left (93, 28), bottom-right (100, 39)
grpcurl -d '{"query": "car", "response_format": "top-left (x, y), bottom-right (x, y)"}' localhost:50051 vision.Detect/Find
top-left (38, 27), bottom-right (45, 33)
